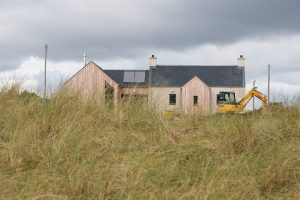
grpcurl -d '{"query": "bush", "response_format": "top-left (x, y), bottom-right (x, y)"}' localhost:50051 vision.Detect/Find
top-left (0, 86), bottom-right (299, 199)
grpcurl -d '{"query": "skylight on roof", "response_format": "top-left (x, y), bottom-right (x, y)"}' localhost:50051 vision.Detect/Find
top-left (134, 72), bottom-right (146, 82)
top-left (123, 72), bottom-right (135, 82)
top-left (123, 71), bottom-right (146, 83)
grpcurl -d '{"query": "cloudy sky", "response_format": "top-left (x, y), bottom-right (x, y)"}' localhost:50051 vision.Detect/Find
top-left (0, 0), bottom-right (300, 100)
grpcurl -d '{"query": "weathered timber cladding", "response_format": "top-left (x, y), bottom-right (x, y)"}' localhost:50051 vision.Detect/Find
top-left (181, 77), bottom-right (210, 114)
top-left (120, 87), bottom-right (148, 95)
top-left (64, 62), bottom-right (119, 104)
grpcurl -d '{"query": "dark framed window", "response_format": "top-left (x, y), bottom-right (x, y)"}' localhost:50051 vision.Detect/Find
top-left (169, 94), bottom-right (176, 105)
top-left (123, 71), bottom-right (135, 82)
top-left (193, 96), bottom-right (198, 105)
top-left (123, 71), bottom-right (146, 83)
top-left (105, 81), bottom-right (114, 107)
top-left (134, 72), bottom-right (146, 82)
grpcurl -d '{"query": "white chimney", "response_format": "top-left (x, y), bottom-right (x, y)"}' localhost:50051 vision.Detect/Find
top-left (237, 55), bottom-right (245, 67)
top-left (149, 55), bottom-right (157, 67)
top-left (83, 53), bottom-right (87, 66)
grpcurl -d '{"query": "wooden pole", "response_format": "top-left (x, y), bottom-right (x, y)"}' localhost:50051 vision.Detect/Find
top-left (44, 44), bottom-right (48, 99)
top-left (268, 64), bottom-right (270, 104)
top-left (253, 80), bottom-right (256, 110)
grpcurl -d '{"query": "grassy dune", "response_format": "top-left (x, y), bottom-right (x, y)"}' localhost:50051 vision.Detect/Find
top-left (0, 86), bottom-right (299, 199)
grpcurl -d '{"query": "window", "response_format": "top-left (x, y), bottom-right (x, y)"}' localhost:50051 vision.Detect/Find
top-left (193, 96), bottom-right (198, 105)
top-left (229, 93), bottom-right (235, 101)
top-left (123, 71), bottom-right (146, 83)
top-left (123, 72), bottom-right (135, 82)
top-left (169, 94), bottom-right (176, 105)
top-left (105, 81), bottom-right (114, 107)
top-left (224, 93), bottom-right (230, 101)
top-left (224, 92), bottom-right (235, 101)
top-left (134, 72), bottom-right (146, 83)
top-left (217, 92), bottom-right (236, 104)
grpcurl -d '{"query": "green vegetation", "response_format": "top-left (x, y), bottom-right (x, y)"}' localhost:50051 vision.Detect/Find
top-left (0, 86), bottom-right (299, 199)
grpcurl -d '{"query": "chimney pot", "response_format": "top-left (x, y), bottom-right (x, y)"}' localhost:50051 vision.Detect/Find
top-left (149, 54), bottom-right (157, 67)
top-left (237, 55), bottom-right (245, 67)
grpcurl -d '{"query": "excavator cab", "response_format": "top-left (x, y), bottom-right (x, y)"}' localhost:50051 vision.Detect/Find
top-left (217, 92), bottom-right (239, 105)
top-left (217, 91), bottom-right (242, 113)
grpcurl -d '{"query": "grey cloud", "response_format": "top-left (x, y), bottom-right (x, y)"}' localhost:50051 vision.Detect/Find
top-left (1, 0), bottom-right (300, 71)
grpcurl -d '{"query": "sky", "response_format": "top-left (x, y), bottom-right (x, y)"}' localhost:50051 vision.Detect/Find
top-left (0, 0), bottom-right (300, 102)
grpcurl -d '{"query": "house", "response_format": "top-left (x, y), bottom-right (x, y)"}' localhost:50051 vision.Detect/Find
top-left (63, 55), bottom-right (245, 114)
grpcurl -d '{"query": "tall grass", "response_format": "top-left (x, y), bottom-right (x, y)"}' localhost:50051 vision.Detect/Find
top-left (0, 86), bottom-right (299, 199)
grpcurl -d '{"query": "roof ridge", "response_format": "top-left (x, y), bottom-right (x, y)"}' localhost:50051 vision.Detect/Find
top-left (104, 69), bottom-right (149, 71)
top-left (156, 65), bottom-right (238, 67)
top-left (104, 69), bottom-right (124, 71)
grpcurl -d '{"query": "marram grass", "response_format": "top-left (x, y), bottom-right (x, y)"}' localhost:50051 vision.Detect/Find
top-left (0, 86), bottom-right (299, 199)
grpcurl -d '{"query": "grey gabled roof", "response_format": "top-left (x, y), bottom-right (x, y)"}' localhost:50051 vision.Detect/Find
top-left (150, 65), bottom-right (245, 87)
top-left (104, 70), bottom-right (149, 87)
top-left (104, 65), bottom-right (245, 88)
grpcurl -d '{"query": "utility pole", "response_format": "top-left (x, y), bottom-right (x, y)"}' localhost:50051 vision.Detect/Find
top-left (268, 64), bottom-right (270, 104)
top-left (44, 44), bottom-right (48, 99)
top-left (253, 80), bottom-right (256, 110)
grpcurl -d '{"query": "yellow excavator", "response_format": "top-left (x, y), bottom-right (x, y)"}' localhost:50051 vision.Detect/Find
top-left (217, 87), bottom-right (267, 113)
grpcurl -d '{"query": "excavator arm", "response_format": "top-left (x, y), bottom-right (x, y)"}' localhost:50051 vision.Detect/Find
top-left (239, 87), bottom-right (268, 112)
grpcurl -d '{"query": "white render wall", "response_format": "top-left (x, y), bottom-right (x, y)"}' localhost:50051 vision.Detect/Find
top-left (149, 86), bottom-right (245, 113)
top-left (210, 87), bottom-right (245, 113)
top-left (149, 87), bottom-right (182, 111)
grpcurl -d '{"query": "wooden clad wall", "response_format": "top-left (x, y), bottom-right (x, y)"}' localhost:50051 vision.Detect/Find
top-left (181, 77), bottom-right (210, 114)
top-left (120, 87), bottom-right (148, 95)
top-left (63, 62), bottom-right (119, 104)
